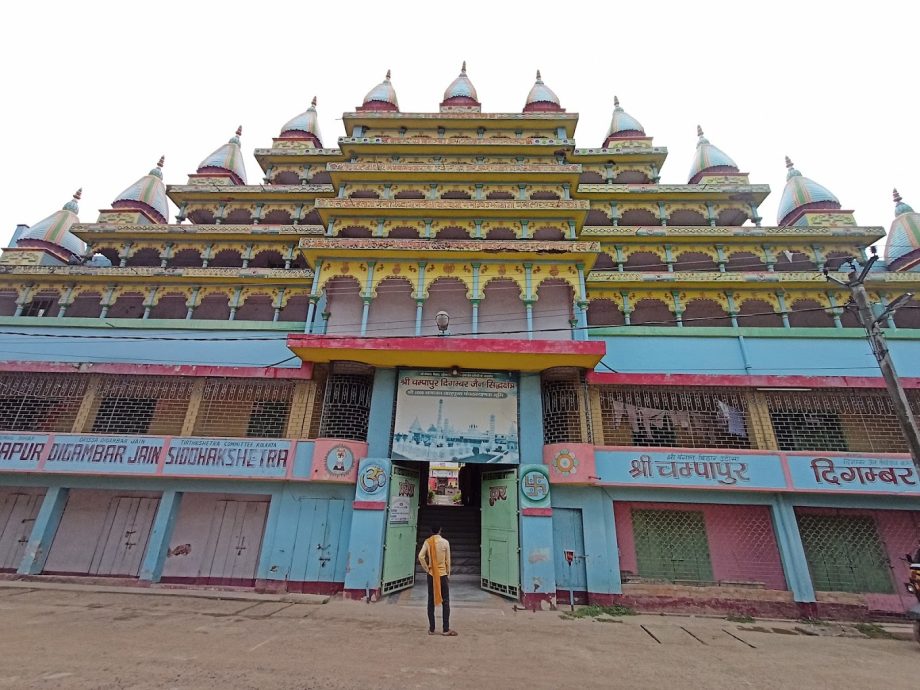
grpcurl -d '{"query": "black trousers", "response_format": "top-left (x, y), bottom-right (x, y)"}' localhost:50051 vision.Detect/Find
top-left (426, 574), bottom-right (450, 632)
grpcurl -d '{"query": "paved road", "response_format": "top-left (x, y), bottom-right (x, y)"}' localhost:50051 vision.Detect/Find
top-left (0, 583), bottom-right (917, 689)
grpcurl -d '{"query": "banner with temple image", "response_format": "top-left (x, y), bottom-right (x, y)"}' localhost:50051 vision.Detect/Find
top-left (391, 370), bottom-right (519, 464)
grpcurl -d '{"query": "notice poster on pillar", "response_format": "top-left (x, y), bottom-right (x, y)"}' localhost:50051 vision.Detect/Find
top-left (391, 370), bottom-right (519, 464)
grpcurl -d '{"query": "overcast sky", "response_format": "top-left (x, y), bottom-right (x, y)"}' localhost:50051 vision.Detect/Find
top-left (1, 0), bottom-right (917, 253)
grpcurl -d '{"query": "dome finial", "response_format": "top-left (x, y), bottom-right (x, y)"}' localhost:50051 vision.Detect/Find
top-left (535, 69), bottom-right (542, 82)
top-left (385, 69), bottom-right (391, 80)
top-left (149, 156), bottom-right (165, 179)
top-left (785, 155), bottom-right (794, 169)
top-left (311, 95), bottom-right (317, 108)
top-left (73, 188), bottom-right (82, 201)
top-left (893, 187), bottom-right (915, 216)
top-left (894, 188), bottom-right (902, 204)
top-left (697, 124), bottom-right (704, 137)
top-left (63, 188), bottom-right (82, 213)
top-left (613, 95), bottom-right (620, 109)
top-left (461, 60), bottom-right (466, 74)
top-left (236, 125), bottom-right (242, 137)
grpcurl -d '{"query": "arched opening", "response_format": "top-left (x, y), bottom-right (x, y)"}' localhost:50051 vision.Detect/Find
top-left (107, 292), bottom-right (145, 319)
top-left (389, 226), bottom-right (421, 239)
top-left (593, 252), bottom-right (617, 270)
top-left (717, 208), bottom-right (748, 226)
top-left (96, 247), bottom-right (121, 266)
top-left (301, 209), bottom-right (323, 226)
top-left (149, 293), bottom-right (188, 320)
top-left (125, 248), bottom-right (161, 267)
top-left (224, 209), bottom-right (252, 225)
top-left (421, 278), bottom-right (472, 337)
top-left (726, 251), bottom-right (766, 272)
top-left (290, 254), bottom-right (308, 269)
top-left (893, 298), bottom-right (920, 329)
top-left (585, 209), bottom-right (611, 226)
top-left (530, 190), bottom-right (560, 200)
top-left (394, 190), bottom-right (425, 200)
top-left (366, 277), bottom-right (415, 337)
top-left (279, 295), bottom-right (309, 322)
top-left (249, 250), bottom-right (286, 269)
top-left (624, 251), bottom-right (664, 272)
top-left (194, 294), bottom-right (231, 321)
top-left (839, 304), bottom-right (861, 328)
top-left (273, 171), bottom-right (300, 185)
top-left (187, 209), bottom-right (215, 225)
top-left (348, 190), bottom-right (380, 199)
top-left (168, 248), bottom-right (203, 268)
top-left (668, 209), bottom-right (708, 226)
top-left (67, 292), bottom-right (103, 318)
top-left (532, 227), bottom-right (565, 240)
top-left (235, 294), bottom-right (275, 321)
top-left (485, 227), bottom-right (516, 240)
top-left (533, 279), bottom-right (574, 340)
top-left (479, 278), bottom-right (525, 339)
top-left (209, 249), bottom-right (243, 267)
top-left (737, 299), bottom-right (783, 328)
top-left (486, 190), bottom-right (515, 200)
top-left (434, 226), bottom-right (470, 240)
top-left (0, 289), bottom-right (18, 316)
top-left (673, 251), bottom-right (718, 272)
top-left (788, 299), bottom-right (834, 328)
top-left (339, 226), bottom-right (373, 238)
top-left (630, 298), bottom-right (676, 326)
top-left (579, 171), bottom-right (605, 184)
top-left (262, 209), bottom-right (293, 225)
top-left (324, 277), bottom-right (364, 335)
top-left (22, 290), bottom-right (62, 317)
top-left (440, 190), bottom-right (471, 200)
top-left (619, 209), bottom-right (658, 226)
top-left (682, 298), bottom-right (729, 327)
top-left (311, 171), bottom-right (332, 184)
top-left (613, 170), bottom-right (651, 184)
top-left (773, 250), bottom-right (816, 272)
top-left (824, 251), bottom-right (855, 271)
top-left (587, 298), bottom-right (625, 327)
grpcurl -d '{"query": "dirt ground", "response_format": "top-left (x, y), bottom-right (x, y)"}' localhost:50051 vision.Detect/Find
top-left (0, 582), bottom-right (918, 689)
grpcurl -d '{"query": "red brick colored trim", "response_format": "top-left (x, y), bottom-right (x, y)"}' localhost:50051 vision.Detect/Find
top-left (521, 508), bottom-right (553, 517)
top-left (353, 500), bottom-right (387, 510)
top-left (344, 588), bottom-right (381, 602)
top-left (0, 360), bottom-right (313, 380)
top-left (586, 371), bottom-right (920, 389)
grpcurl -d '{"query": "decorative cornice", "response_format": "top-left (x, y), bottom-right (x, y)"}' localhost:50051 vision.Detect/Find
top-left (0, 266), bottom-right (313, 280)
top-left (326, 162), bottom-right (583, 175)
top-left (580, 225), bottom-right (885, 241)
top-left (315, 198), bottom-right (589, 211)
top-left (167, 184), bottom-right (335, 195)
top-left (72, 223), bottom-right (325, 236)
top-left (338, 136), bottom-right (576, 147)
top-left (297, 237), bottom-right (600, 254)
top-left (577, 183), bottom-right (771, 195)
top-left (253, 148), bottom-right (344, 157)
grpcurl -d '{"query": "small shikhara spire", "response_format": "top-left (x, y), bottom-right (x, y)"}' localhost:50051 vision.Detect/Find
top-left (536, 69), bottom-right (542, 81)
top-left (279, 96), bottom-right (323, 144)
top-left (360, 70), bottom-right (399, 111)
top-left (523, 69), bottom-right (562, 112)
top-left (311, 96), bottom-right (317, 108)
top-left (196, 127), bottom-right (247, 185)
top-left (777, 156), bottom-right (842, 226)
top-left (697, 124), bottom-right (705, 138)
top-left (461, 60), bottom-right (467, 73)
top-left (688, 125), bottom-right (739, 183)
top-left (63, 187), bottom-right (82, 212)
top-left (784, 155), bottom-right (801, 179)
top-left (613, 95), bottom-right (620, 108)
top-left (149, 155), bottom-right (165, 178)
top-left (604, 95), bottom-right (645, 144)
top-left (442, 60), bottom-right (479, 107)
top-left (894, 187), bottom-right (915, 215)
top-left (386, 69), bottom-right (391, 80)
top-left (230, 126), bottom-right (243, 145)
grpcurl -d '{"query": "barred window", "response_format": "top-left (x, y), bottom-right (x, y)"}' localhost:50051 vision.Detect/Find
top-left (596, 386), bottom-right (752, 450)
top-left (765, 389), bottom-right (918, 454)
top-left (89, 376), bottom-right (192, 436)
top-left (542, 368), bottom-right (589, 444)
top-left (0, 374), bottom-right (87, 432)
top-left (318, 363), bottom-right (374, 441)
top-left (195, 379), bottom-right (295, 439)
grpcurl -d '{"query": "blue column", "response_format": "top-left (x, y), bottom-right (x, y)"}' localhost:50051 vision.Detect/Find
top-left (256, 490), bottom-right (287, 581)
top-left (519, 373), bottom-right (544, 463)
top-left (415, 262), bottom-right (427, 336)
top-left (367, 368), bottom-right (397, 457)
top-left (344, 457), bottom-right (392, 597)
top-left (770, 495), bottom-right (816, 602)
top-left (305, 259), bottom-right (323, 334)
top-left (17, 486), bottom-right (69, 575)
top-left (139, 490), bottom-right (183, 582)
top-left (524, 264), bottom-right (534, 339)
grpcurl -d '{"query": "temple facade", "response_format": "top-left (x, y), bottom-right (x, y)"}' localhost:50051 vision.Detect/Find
top-left (1, 65), bottom-right (920, 619)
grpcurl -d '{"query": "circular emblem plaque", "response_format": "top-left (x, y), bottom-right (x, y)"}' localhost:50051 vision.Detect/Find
top-left (325, 445), bottom-right (355, 476)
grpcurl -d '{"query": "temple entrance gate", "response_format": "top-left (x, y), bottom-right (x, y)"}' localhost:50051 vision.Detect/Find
top-left (381, 464), bottom-right (421, 595)
top-left (480, 468), bottom-right (520, 598)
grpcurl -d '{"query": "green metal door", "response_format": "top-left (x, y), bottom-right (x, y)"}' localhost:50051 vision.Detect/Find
top-left (632, 509), bottom-right (714, 583)
top-left (481, 469), bottom-right (519, 598)
top-left (381, 465), bottom-right (420, 595)
top-left (797, 514), bottom-right (893, 593)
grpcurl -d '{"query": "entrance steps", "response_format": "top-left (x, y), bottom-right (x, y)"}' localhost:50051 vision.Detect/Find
top-left (416, 504), bottom-right (481, 576)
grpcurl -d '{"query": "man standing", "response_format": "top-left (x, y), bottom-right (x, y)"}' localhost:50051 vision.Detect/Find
top-left (418, 525), bottom-right (458, 636)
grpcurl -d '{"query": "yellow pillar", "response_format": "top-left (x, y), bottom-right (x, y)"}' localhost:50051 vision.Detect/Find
top-left (285, 380), bottom-right (316, 439)
top-left (180, 379), bottom-right (207, 436)
top-left (586, 384), bottom-right (604, 445)
top-left (71, 375), bottom-right (102, 433)
top-left (743, 390), bottom-right (779, 450)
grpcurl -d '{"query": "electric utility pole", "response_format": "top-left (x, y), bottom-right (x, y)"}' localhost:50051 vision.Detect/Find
top-left (825, 249), bottom-right (920, 469)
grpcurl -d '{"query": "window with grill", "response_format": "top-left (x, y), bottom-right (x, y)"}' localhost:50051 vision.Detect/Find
top-left (91, 397), bottom-right (155, 435)
top-left (796, 513), bottom-right (893, 593)
top-left (88, 376), bottom-right (192, 436)
top-left (318, 365), bottom-right (374, 441)
top-left (195, 379), bottom-right (296, 439)
top-left (542, 369), bottom-right (588, 444)
top-left (0, 374), bottom-right (87, 432)
top-left (631, 509), bottom-right (714, 583)
top-left (21, 298), bottom-right (55, 317)
top-left (765, 389), bottom-right (916, 454)
top-left (596, 386), bottom-right (751, 449)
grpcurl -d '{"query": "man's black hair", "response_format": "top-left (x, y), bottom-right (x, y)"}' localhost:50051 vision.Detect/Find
top-left (431, 525), bottom-right (441, 535)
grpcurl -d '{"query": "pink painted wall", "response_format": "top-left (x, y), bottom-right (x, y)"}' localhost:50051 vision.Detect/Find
top-left (421, 278), bottom-right (472, 337)
top-left (479, 279), bottom-right (526, 338)
top-left (532, 281), bottom-right (573, 340)
top-left (614, 500), bottom-right (787, 590)
top-left (366, 278), bottom-right (415, 337)
top-left (161, 492), bottom-right (270, 583)
top-left (325, 277), bottom-right (364, 335)
top-left (44, 489), bottom-right (160, 576)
